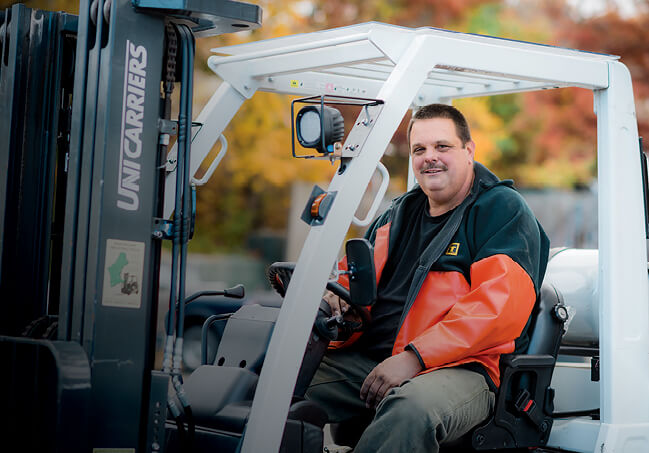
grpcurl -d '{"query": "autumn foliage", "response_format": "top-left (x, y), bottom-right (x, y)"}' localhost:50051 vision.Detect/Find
top-left (11, 0), bottom-right (649, 251)
top-left (194, 0), bottom-right (649, 250)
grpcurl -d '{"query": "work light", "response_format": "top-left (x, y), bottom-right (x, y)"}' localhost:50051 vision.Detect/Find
top-left (295, 105), bottom-right (345, 153)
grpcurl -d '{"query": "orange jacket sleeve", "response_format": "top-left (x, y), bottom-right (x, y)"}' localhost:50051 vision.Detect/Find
top-left (409, 254), bottom-right (536, 369)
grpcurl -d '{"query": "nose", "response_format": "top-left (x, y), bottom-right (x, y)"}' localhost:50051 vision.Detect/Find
top-left (422, 147), bottom-right (438, 163)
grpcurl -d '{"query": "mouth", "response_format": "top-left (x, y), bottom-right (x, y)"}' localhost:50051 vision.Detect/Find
top-left (421, 166), bottom-right (445, 175)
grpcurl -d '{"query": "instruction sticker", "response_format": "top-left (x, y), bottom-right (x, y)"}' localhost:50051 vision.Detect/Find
top-left (102, 239), bottom-right (145, 308)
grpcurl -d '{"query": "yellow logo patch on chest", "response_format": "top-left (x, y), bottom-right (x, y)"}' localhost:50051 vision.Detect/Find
top-left (445, 242), bottom-right (460, 256)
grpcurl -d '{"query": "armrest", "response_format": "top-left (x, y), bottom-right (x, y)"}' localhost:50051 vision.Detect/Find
top-left (501, 354), bottom-right (556, 368)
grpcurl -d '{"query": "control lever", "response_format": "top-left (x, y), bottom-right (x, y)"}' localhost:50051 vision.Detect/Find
top-left (325, 313), bottom-right (363, 333)
top-left (316, 307), bottom-right (363, 342)
top-left (314, 300), bottom-right (339, 341)
top-left (325, 314), bottom-right (344, 329)
top-left (184, 284), bottom-right (245, 304)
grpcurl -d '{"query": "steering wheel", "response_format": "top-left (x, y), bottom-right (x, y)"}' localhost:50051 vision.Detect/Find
top-left (267, 262), bottom-right (371, 336)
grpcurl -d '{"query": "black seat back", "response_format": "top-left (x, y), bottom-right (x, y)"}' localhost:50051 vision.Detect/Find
top-left (526, 284), bottom-right (566, 356)
top-left (470, 282), bottom-right (567, 450)
top-left (213, 304), bottom-right (279, 373)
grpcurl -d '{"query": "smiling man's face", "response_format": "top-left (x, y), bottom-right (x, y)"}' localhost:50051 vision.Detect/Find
top-left (410, 117), bottom-right (475, 215)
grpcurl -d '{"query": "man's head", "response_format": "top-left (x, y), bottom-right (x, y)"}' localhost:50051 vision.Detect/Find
top-left (408, 104), bottom-right (475, 215)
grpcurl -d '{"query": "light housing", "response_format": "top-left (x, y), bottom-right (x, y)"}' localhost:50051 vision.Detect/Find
top-left (295, 105), bottom-right (344, 154)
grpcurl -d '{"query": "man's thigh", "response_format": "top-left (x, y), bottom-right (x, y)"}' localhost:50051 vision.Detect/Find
top-left (305, 348), bottom-right (378, 423)
top-left (376, 367), bottom-right (495, 443)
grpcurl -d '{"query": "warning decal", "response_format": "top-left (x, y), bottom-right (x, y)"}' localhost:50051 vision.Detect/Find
top-left (102, 239), bottom-right (145, 308)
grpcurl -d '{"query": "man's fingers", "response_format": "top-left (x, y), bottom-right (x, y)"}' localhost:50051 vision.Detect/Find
top-left (323, 291), bottom-right (341, 316)
top-left (361, 371), bottom-right (387, 409)
top-left (323, 291), bottom-right (349, 317)
top-left (360, 369), bottom-right (375, 401)
top-left (331, 299), bottom-right (342, 317)
top-left (365, 377), bottom-right (387, 408)
top-left (360, 353), bottom-right (422, 408)
top-left (372, 381), bottom-right (393, 408)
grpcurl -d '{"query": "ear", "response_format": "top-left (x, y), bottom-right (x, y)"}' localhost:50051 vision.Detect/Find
top-left (465, 140), bottom-right (476, 161)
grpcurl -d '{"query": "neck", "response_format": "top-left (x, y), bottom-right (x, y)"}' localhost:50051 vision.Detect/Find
top-left (427, 171), bottom-right (475, 217)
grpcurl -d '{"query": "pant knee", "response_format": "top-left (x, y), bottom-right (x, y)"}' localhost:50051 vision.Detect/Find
top-left (355, 393), bottom-right (438, 453)
top-left (375, 391), bottom-right (436, 429)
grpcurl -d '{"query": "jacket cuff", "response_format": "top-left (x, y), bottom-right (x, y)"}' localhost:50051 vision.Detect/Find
top-left (405, 343), bottom-right (426, 369)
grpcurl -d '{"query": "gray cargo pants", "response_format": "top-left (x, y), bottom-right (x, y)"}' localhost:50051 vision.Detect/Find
top-left (305, 348), bottom-right (495, 453)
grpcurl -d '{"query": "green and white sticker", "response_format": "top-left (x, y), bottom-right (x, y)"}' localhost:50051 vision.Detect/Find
top-left (102, 239), bottom-right (145, 308)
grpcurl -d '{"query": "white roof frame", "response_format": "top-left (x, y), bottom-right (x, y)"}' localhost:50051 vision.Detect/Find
top-left (165, 22), bottom-right (649, 453)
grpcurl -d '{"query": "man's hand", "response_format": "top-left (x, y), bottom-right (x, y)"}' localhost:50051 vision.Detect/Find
top-left (360, 350), bottom-right (423, 409)
top-left (322, 290), bottom-right (350, 318)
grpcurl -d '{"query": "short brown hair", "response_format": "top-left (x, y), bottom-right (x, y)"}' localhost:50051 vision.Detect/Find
top-left (407, 104), bottom-right (472, 150)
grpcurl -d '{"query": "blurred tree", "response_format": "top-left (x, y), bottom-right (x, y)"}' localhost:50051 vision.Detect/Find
top-left (190, 1), bottom-right (338, 252)
top-left (495, 0), bottom-right (649, 187)
top-left (372, 1), bottom-right (647, 190)
top-left (557, 1), bottom-right (649, 138)
top-left (307, 0), bottom-right (496, 28)
top-left (7, 0), bottom-right (649, 243)
top-left (192, 90), bottom-right (337, 250)
top-left (302, 0), bottom-right (516, 194)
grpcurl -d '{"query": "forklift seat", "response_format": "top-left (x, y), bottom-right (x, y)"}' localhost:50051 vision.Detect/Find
top-left (330, 282), bottom-right (568, 451)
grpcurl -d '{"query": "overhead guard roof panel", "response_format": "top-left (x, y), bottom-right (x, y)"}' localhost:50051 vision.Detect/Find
top-left (211, 22), bottom-right (617, 61)
top-left (207, 22), bottom-right (620, 99)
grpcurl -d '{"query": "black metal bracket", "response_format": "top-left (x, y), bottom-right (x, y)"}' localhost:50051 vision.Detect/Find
top-left (291, 94), bottom-right (384, 160)
top-left (152, 217), bottom-right (173, 240)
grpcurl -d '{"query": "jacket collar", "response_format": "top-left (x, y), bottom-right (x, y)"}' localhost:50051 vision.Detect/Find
top-left (386, 162), bottom-right (512, 256)
top-left (473, 161), bottom-right (511, 191)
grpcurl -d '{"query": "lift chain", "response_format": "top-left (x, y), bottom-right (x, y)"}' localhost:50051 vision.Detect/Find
top-left (162, 22), bottom-right (179, 171)
top-left (164, 21), bottom-right (177, 93)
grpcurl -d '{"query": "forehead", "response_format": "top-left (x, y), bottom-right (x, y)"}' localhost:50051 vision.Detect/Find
top-left (410, 118), bottom-right (460, 143)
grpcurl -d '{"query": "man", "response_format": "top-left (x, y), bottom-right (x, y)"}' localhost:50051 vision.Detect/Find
top-left (305, 104), bottom-right (549, 452)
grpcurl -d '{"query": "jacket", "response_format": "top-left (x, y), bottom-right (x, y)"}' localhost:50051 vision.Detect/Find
top-left (334, 162), bottom-right (549, 388)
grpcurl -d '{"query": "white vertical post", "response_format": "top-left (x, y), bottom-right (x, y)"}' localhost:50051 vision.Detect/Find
top-left (239, 35), bottom-right (435, 453)
top-left (594, 61), bottom-right (649, 451)
top-left (406, 106), bottom-right (417, 191)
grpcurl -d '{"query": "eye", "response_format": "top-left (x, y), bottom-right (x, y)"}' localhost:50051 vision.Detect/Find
top-left (412, 147), bottom-right (424, 155)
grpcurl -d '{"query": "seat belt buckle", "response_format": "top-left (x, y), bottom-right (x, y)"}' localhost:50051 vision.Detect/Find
top-left (515, 389), bottom-right (544, 428)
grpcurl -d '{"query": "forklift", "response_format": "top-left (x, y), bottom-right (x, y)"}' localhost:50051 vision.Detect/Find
top-left (1, 3), bottom-right (648, 453)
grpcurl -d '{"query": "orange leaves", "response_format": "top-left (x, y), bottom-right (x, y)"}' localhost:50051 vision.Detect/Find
top-left (193, 90), bottom-right (337, 249)
top-left (189, 0), bottom-right (649, 249)
top-left (454, 98), bottom-right (508, 168)
top-left (306, 0), bottom-right (499, 29)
